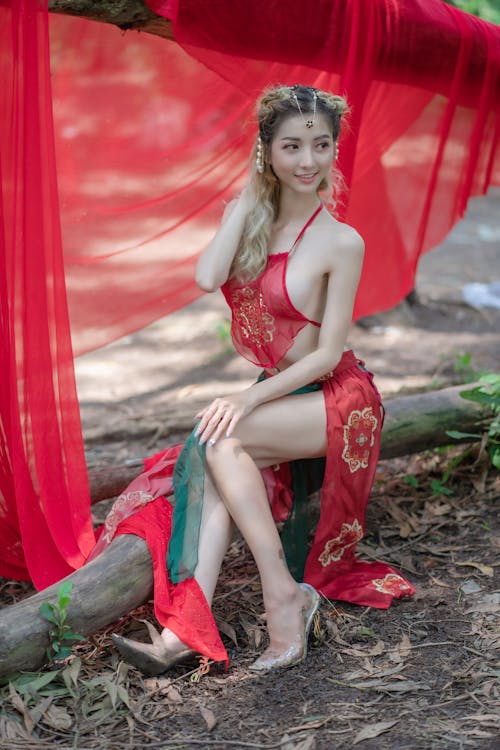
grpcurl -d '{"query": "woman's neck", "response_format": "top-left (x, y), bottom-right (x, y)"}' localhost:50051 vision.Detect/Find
top-left (276, 189), bottom-right (322, 228)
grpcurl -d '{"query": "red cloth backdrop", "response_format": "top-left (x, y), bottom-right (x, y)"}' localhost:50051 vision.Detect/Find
top-left (0, 0), bottom-right (95, 588)
top-left (0, 0), bottom-right (499, 586)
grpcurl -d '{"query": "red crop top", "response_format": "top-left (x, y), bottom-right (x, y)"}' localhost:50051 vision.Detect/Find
top-left (221, 205), bottom-right (323, 369)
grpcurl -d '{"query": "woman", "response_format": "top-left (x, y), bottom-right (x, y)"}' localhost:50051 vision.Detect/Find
top-left (108, 84), bottom-right (413, 676)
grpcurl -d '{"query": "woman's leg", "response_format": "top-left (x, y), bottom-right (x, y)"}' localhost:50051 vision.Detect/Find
top-left (160, 472), bottom-right (233, 649)
top-left (205, 390), bottom-right (327, 661)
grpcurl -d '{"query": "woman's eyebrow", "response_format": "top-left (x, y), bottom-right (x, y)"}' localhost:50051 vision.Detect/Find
top-left (280, 134), bottom-right (331, 141)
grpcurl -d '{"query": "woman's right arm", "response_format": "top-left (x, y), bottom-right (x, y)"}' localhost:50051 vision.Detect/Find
top-left (194, 189), bottom-right (252, 292)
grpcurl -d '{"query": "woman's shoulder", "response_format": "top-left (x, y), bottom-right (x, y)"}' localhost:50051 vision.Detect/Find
top-left (312, 211), bottom-right (364, 263)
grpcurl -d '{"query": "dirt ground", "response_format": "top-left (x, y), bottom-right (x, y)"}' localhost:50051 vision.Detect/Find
top-left (1, 189), bottom-right (499, 749)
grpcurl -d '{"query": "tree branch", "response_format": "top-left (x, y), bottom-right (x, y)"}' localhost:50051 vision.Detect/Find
top-left (47, 0), bottom-right (174, 40)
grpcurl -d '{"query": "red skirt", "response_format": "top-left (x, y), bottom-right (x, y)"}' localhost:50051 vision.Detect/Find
top-left (95, 350), bottom-right (413, 665)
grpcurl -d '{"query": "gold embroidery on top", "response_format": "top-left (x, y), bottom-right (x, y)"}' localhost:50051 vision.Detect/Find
top-left (231, 287), bottom-right (275, 345)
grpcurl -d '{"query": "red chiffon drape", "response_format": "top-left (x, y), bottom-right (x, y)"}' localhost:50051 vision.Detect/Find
top-left (0, 0), bottom-right (95, 588)
top-left (0, 0), bottom-right (499, 586)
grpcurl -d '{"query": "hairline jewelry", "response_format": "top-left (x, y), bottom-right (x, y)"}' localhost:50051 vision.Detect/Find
top-left (291, 87), bottom-right (317, 129)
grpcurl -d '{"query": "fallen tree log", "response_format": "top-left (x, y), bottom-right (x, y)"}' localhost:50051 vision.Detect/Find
top-left (0, 536), bottom-right (152, 676)
top-left (88, 383), bottom-right (489, 502)
top-left (0, 383), bottom-right (490, 676)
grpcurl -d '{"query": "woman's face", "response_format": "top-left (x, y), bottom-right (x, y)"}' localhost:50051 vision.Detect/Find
top-left (269, 113), bottom-right (335, 195)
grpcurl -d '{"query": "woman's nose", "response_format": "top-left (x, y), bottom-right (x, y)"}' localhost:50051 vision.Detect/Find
top-left (299, 147), bottom-right (315, 167)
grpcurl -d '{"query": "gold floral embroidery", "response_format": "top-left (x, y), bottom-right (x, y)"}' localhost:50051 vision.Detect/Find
top-left (318, 519), bottom-right (363, 567)
top-left (371, 573), bottom-right (413, 596)
top-left (342, 407), bottom-right (378, 473)
top-left (102, 490), bottom-right (153, 543)
top-left (231, 287), bottom-right (275, 345)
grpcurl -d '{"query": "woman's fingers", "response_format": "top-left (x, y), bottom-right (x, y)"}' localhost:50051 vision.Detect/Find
top-left (197, 401), bottom-right (232, 445)
top-left (206, 410), bottom-right (236, 446)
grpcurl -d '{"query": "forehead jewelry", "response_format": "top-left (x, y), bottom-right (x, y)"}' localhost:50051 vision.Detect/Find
top-left (291, 88), bottom-right (317, 128)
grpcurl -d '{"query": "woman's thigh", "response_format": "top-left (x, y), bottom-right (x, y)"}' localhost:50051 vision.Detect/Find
top-left (231, 390), bottom-right (327, 467)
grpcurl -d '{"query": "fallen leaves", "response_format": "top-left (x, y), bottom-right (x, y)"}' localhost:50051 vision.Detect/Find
top-left (352, 720), bottom-right (399, 745)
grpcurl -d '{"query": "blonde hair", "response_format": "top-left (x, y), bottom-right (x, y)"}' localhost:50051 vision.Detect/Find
top-left (231, 85), bottom-right (349, 282)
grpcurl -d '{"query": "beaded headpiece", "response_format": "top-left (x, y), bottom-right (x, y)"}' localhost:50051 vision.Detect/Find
top-left (290, 86), bottom-right (317, 128)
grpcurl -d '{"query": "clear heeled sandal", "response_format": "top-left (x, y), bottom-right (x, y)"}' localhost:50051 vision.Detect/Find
top-left (249, 582), bottom-right (320, 673)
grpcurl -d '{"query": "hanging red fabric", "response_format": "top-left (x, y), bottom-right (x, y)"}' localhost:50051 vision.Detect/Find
top-left (1, 0), bottom-right (499, 586)
top-left (0, 0), bottom-right (95, 588)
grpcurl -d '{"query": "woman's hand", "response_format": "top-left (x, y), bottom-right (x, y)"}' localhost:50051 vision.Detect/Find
top-left (195, 389), bottom-right (256, 446)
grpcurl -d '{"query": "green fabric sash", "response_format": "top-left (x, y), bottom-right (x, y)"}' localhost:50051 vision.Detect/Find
top-left (167, 379), bottom-right (325, 583)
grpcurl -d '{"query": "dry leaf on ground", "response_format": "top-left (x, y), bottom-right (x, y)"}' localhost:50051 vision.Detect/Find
top-left (353, 720), bottom-right (399, 744)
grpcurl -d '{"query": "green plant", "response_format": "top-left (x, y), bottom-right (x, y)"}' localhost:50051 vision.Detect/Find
top-left (443, 1), bottom-right (500, 25)
top-left (447, 373), bottom-right (500, 470)
top-left (39, 581), bottom-right (84, 663)
top-left (453, 351), bottom-right (477, 382)
top-left (403, 474), bottom-right (419, 488)
top-left (429, 478), bottom-right (454, 497)
top-left (215, 320), bottom-right (234, 353)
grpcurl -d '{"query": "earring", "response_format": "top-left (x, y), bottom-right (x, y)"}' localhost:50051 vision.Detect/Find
top-left (334, 142), bottom-right (340, 160)
top-left (256, 136), bottom-right (264, 174)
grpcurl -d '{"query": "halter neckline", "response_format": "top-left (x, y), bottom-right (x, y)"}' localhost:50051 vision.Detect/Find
top-left (269, 203), bottom-right (323, 256)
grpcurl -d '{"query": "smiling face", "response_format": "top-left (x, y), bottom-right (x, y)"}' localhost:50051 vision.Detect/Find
top-left (269, 113), bottom-right (335, 196)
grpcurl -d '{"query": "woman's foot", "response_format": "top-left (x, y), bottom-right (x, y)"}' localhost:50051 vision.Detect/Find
top-left (112, 621), bottom-right (195, 676)
top-left (249, 583), bottom-right (320, 672)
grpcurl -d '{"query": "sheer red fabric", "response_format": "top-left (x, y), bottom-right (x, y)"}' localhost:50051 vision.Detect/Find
top-left (221, 205), bottom-right (322, 368)
top-left (0, 0), bottom-right (95, 588)
top-left (46, 1), bottom-right (500, 355)
top-left (1, 0), bottom-right (499, 586)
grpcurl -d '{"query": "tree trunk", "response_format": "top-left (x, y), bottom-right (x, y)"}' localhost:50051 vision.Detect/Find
top-left (0, 384), bottom-right (489, 676)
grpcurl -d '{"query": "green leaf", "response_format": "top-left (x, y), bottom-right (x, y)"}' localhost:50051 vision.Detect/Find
top-left (57, 581), bottom-right (73, 599)
top-left (356, 626), bottom-right (375, 637)
top-left (459, 388), bottom-right (494, 407)
top-left (491, 445), bottom-right (500, 470)
top-left (62, 631), bottom-right (85, 642)
top-left (445, 430), bottom-right (481, 440)
top-left (58, 596), bottom-right (71, 610)
top-left (56, 646), bottom-right (73, 660)
top-left (430, 479), bottom-right (454, 496)
top-left (39, 602), bottom-right (58, 625)
top-left (403, 474), bottom-right (419, 487)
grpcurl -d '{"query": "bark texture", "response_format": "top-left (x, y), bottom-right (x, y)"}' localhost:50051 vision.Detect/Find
top-left (88, 383), bottom-right (488, 502)
top-left (0, 384), bottom-right (489, 676)
top-left (48, 0), bottom-right (174, 40)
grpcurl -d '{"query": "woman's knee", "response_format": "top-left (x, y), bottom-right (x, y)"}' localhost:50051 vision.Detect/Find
top-left (206, 435), bottom-right (244, 469)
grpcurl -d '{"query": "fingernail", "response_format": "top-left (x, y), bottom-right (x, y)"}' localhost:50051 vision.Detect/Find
top-left (208, 438), bottom-right (215, 447)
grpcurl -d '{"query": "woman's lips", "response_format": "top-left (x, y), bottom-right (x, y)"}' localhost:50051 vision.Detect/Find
top-left (295, 172), bottom-right (318, 183)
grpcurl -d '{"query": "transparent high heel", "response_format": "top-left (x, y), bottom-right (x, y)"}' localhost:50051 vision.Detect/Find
top-left (249, 583), bottom-right (320, 672)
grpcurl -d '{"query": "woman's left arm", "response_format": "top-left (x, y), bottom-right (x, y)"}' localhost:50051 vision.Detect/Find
top-left (196, 231), bottom-right (364, 444)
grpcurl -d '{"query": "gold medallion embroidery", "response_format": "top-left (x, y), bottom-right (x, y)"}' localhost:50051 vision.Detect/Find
top-left (231, 287), bottom-right (275, 345)
top-left (342, 407), bottom-right (378, 473)
top-left (318, 519), bottom-right (363, 567)
top-left (371, 573), bottom-right (413, 596)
